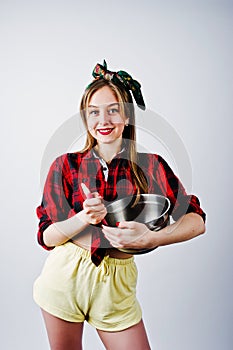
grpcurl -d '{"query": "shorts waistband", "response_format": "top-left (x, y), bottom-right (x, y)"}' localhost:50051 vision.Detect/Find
top-left (64, 242), bottom-right (134, 266)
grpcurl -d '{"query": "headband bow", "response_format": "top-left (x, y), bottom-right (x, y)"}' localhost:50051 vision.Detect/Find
top-left (91, 60), bottom-right (146, 110)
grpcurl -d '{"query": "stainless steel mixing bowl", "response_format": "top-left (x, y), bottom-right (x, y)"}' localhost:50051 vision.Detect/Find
top-left (105, 194), bottom-right (170, 254)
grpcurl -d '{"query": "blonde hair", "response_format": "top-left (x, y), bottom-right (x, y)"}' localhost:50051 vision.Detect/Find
top-left (79, 79), bottom-right (148, 195)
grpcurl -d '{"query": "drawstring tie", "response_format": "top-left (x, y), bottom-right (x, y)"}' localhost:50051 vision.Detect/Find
top-left (98, 256), bottom-right (110, 282)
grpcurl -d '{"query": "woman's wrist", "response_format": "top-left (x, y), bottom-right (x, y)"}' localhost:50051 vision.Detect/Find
top-left (75, 211), bottom-right (90, 227)
top-left (145, 229), bottom-right (162, 249)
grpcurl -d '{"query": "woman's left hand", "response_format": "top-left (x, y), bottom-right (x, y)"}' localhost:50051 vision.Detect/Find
top-left (102, 221), bottom-right (154, 250)
top-left (102, 213), bottom-right (205, 250)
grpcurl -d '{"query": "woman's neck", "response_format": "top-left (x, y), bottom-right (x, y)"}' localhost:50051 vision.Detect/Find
top-left (95, 140), bottom-right (123, 163)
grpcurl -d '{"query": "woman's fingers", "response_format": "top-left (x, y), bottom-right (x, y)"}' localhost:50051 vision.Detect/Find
top-left (84, 197), bottom-right (102, 206)
top-left (116, 221), bottom-right (136, 229)
top-left (102, 222), bottom-right (151, 248)
top-left (84, 205), bottom-right (106, 214)
top-left (102, 225), bottom-right (129, 246)
top-left (83, 198), bottom-right (106, 212)
top-left (82, 196), bottom-right (107, 225)
top-left (91, 192), bottom-right (102, 198)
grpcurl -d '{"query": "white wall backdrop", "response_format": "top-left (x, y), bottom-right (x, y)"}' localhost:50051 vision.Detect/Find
top-left (1, 0), bottom-right (232, 349)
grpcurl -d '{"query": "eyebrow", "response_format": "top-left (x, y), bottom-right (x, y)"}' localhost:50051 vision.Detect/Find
top-left (88, 103), bottom-right (119, 108)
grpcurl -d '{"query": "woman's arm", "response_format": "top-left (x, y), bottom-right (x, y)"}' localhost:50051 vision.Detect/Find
top-left (102, 213), bottom-right (205, 250)
top-left (43, 211), bottom-right (88, 247)
top-left (36, 155), bottom-right (108, 249)
top-left (43, 195), bottom-right (107, 248)
top-left (150, 212), bottom-right (205, 247)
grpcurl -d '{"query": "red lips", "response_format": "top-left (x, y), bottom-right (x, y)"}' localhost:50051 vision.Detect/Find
top-left (97, 128), bottom-right (113, 135)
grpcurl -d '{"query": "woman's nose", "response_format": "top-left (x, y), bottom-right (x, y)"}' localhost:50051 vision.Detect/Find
top-left (99, 109), bottom-right (109, 124)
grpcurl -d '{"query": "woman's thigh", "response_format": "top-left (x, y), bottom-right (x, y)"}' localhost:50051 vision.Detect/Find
top-left (41, 309), bottom-right (84, 350)
top-left (97, 319), bottom-right (151, 350)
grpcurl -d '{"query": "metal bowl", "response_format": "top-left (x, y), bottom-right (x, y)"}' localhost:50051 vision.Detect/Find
top-left (105, 194), bottom-right (170, 254)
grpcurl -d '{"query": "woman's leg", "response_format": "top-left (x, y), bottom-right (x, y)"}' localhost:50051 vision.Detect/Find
top-left (97, 319), bottom-right (151, 350)
top-left (41, 309), bottom-right (84, 350)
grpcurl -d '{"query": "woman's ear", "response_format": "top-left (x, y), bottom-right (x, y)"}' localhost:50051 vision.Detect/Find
top-left (125, 117), bottom-right (129, 126)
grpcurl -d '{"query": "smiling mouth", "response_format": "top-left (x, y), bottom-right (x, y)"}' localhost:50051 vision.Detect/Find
top-left (97, 128), bottom-right (113, 135)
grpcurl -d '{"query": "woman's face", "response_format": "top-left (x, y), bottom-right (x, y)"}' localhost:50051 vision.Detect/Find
top-left (86, 86), bottom-right (129, 145)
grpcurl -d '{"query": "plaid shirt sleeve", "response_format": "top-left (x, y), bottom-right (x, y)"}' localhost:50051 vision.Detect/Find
top-left (153, 154), bottom-right (206, 222)
top-left (36, 155), bottom-right (76, 250)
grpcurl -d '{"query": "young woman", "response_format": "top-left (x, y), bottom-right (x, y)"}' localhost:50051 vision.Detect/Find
top-left (33, 60), bottom-right (206, 350)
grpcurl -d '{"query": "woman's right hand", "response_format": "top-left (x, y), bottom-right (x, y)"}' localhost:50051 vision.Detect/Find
top-left (43, 192), bottom-right (107, 248)
top-left (79, 192), bottom-right (107, 225)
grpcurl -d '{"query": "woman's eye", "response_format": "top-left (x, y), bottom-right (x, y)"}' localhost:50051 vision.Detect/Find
top-left (89, 110), bottom-right (99, 117)
top-left (108, 108), bottom-right (119, 114)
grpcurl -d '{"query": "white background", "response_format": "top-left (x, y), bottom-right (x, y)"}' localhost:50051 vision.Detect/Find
top-left (1, 0), bottom-right (232, 349)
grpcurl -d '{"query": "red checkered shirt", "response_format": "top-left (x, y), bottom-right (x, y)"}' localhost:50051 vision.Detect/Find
top-left (36, 149), bottom-right (206, 265)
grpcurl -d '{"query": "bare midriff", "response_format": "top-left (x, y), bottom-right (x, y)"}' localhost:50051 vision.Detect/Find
top-left (70, 230), bottom-right (133, 259)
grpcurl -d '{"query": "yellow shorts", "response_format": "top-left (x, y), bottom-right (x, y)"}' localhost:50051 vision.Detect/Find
top-left (33, 242), bottom-right (142, 331)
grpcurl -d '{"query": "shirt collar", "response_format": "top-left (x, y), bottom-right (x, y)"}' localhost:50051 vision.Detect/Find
top-left (82, 144), bottom-right (126, 161)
